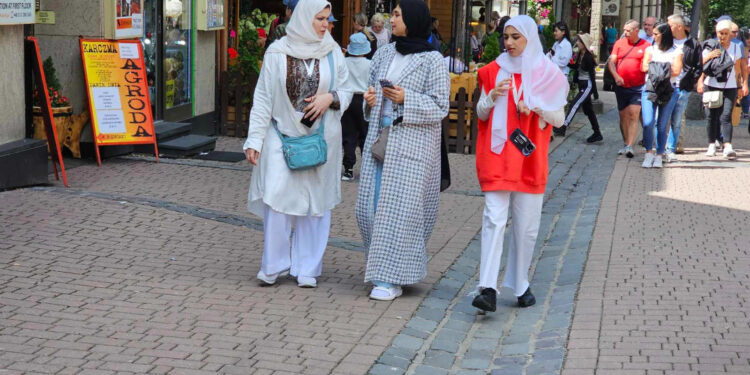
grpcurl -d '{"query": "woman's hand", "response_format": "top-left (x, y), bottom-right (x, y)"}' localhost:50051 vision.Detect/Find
top-left (517, 100), bottom-right (531, 116)
top-left (696, 81), bottom-right (704, 94)
top-left (245, 148), bottom-right (260, 166)
top-left (383, 85), bottom-right (405, 104)
top-left (303, 93), bottom-right (335, 121)
top-left (364, 86), bottom-right (377, 107)
top-left (707, 49), bottom-right (722, 61)
top-left (490, 78), bottom-right (511, 101)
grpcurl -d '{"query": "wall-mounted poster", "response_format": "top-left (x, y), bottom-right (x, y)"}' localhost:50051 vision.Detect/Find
top-left (0, 0), bottom-right (35, 25)
top-left (197, 0), bottom-right (225, 30)
top-left (104, 0), bottom-right (144, 39)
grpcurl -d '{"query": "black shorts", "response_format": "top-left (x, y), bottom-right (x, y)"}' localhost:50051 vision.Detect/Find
top-left (614, 85), bottom-right (643, 110)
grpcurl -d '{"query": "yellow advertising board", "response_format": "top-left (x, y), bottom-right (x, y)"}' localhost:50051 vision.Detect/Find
top-left (79, 39), bottom-right (158, 165)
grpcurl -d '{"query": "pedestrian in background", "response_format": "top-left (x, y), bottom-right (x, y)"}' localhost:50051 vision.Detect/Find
top-left (356, 0), bottom-right (449, 301)
top-left (471, 15), bottom-right (568, 312)
top-left (341, 33), bottom-right (372, 180)
top-left (352, 12), bottom-right (377, 59)
top-left (639, 16), bottom-right (657, 45)
top-left (559, 33), bottom-right (602, 142)
top-left (243, 0), bottom-right (352, 288)
top-left (546, 22), bottom-right (573, 77)
top-left (697, 20), bottom-right (748, 159)
top-left (640, 22), bottom-right (682, 168)
top-left (609, 19), bottom-right (650, 158)
top-left (369, 13), bottom-right (391, 49)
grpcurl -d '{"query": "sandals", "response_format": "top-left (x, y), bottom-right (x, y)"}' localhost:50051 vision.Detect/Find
top-left (369, 285), bottom-right (403, 301)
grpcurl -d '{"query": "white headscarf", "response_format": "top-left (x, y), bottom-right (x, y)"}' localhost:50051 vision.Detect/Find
top-left (266, 0), bottom-right (339, 60)
top-left (490, 15), bottom-right (568, 154)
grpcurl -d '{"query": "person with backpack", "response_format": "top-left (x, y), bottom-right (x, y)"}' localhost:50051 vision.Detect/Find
top-left (665, 14), bottom-right (701, 159)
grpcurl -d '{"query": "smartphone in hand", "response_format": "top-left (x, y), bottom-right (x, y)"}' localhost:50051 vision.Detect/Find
top-left (379, 79), bottom-right (395, 89)
top-left (298, 111), bottom-right (315, 128)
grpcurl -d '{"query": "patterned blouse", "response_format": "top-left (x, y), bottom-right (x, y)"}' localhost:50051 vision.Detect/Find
top-left (286, 56), bottom-right (340, 112)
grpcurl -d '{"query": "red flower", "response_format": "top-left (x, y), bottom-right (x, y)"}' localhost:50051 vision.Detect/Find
top-left (228, 47), bottom-right (239, 59)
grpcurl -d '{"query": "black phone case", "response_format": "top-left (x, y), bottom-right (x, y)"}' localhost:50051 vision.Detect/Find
top-left (509, 128), bottom-right (536, 156)
top-left (300, 115), bottom-right (315, 128)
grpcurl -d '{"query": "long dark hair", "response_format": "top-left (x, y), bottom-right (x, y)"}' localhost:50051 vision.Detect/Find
top-left (554, 22), bottom-right (571, 42)
top-left (655, 23), bottom-right (674, 51)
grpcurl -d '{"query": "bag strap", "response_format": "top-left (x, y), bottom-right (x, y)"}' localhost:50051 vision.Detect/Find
top-left (274, 51), bottom-right (335, 139)
top-left (616, 39), bottom-right (641, 70)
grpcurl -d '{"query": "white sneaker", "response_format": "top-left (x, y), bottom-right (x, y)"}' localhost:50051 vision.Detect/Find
top-left (665, 151), bottom-right (677, 163)
top-left (369, 285), bottom-right (403, 301)
top-left (297, 276), bottom-right (317, 288)
top-left (715, 140), bottom-right (723, 151)
top-left (652, 155), bottom-right (663, 168)
top-left (257, 269), bottom-right (289, 285)
top-left (642, 153), bottom-right (654, 168)
top-left (723, 144), bottom-right (737, 159)
top-left (706, 144), bottom-right (716, 156)
top-left (625, 146), bottom-right (634, 158)
top-left (618, 146), bottom-right (628, 155)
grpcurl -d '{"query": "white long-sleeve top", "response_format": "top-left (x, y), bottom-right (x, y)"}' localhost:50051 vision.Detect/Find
top-left (242, 49), bottom-right (352, 217)
top-left (546, 39), bottom-right (572, 76)
top-left (476, 88), bottom-right (565, 128)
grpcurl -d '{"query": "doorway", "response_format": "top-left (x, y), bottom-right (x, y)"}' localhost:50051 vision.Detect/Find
top-left (141, 0), bottom-right (193, 122)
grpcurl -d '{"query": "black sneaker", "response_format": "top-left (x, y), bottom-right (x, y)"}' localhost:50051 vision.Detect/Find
top-left (586, 133), bottom-right (603, 143)
top-left (342, 169), bottom-right (354, 181)
top-left (471, 287), bottom-right (497, 312)
top-left (517, 288), bottom-right (536, 308)
top-left (553, 126), bottom-right (566, 137)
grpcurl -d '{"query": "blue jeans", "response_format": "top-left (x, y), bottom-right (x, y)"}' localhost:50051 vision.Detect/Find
top-left (666, 88), bottom-right (691, 153)
top-left (642, 89), bottom-right (679, 154)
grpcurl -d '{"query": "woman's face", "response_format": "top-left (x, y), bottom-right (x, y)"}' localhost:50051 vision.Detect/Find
top-left (576, 39), bottom-right (585, 51)
top-left (717, 28), bottom-right (731, 45)
top-left (371, 22), bottom-right (383, 33)
top-left (353, 22), bottom-right (363, 33)
top-left (504, 26), bottom-right (527, 57)
top-left (312, 7), bottom-right (331, 38)
top-left (391, 6), bottom-right (407, 37)
top-left (653, 28), bottom-right (662, 44)
top-left (553, 27), bottom-right (564, 41)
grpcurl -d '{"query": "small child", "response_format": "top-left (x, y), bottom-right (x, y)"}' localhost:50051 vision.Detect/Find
top-left (341, 33), bottom-right (372, 180)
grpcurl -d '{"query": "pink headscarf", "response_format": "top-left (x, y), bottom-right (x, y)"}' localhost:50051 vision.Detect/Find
top-left (490, 15), bottom-right (568, 154)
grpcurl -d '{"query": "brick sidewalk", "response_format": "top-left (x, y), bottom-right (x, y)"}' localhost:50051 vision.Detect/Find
top-left (563, 114), bottom-right (750, 374)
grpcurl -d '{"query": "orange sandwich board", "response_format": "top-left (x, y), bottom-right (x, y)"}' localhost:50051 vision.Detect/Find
top-left (79, 38), bottom-right (158, 165)
top-left (26, 36), bottom-right (68, 187)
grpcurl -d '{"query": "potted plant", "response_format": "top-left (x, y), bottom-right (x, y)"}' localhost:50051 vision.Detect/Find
top-left (33, 57), bottom-right (74, 152)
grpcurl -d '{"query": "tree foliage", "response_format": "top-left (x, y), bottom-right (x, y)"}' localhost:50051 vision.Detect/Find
top-left (677, 0), bottom-right (750, 37)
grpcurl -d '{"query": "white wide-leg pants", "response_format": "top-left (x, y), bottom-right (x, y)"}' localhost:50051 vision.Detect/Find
top-left (261, 205), bottom-right (331, 278)
top-left (478, 191), bottom-right (543, 296)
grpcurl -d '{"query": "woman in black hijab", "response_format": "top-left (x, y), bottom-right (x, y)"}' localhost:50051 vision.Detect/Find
top-left (356, 0), bottom-right (451, 301)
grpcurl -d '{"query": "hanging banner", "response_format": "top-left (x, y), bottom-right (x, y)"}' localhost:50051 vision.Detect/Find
top-left (80, 38), bottom-right (158, 165)
top-left (0, 0), bottom-right (35, 25)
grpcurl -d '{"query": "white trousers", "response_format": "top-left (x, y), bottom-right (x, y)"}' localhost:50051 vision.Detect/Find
top-left (479, 191), bottom-right (543, 296)
top-left (261, 205), bottom-right (331, 278)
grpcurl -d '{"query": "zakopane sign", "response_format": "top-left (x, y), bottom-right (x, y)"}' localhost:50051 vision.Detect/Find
top-left (80, 38), bottom-right (158, 165)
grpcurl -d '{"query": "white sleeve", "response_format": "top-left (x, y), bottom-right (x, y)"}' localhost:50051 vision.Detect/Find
top-left (539, 108), bottom-right (566, 129)
top-left (243, 53), bottom-right (276, 152)
top-left (552, 41), bottom-right (572, 69)
top-left (476, 89), bottom-right (495, 121)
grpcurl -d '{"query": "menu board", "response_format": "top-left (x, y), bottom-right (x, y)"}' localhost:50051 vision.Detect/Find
top-left (0, 0), bottom-right (35, 25)
top-left (105, 0), bottom-right (144, 39)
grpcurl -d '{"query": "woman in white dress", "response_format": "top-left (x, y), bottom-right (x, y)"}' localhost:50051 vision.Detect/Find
top-left (243, 0), bottom-right (352, 288)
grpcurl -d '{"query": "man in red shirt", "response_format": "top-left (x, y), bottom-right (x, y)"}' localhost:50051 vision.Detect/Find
top-left (608, 19), bottom-right (650, 158)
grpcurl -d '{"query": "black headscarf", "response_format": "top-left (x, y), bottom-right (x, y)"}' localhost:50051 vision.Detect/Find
top-left (394, 0), bottom-right (434, 55)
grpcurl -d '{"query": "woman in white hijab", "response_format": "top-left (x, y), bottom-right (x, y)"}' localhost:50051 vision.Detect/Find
top-left (470, 15), bottom-right (568, 312)
top-left (243, 0), bottom-right (352, 288)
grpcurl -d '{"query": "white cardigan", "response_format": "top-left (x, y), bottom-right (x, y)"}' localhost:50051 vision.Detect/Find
top-left (243, 49), bottom-right (352, 217)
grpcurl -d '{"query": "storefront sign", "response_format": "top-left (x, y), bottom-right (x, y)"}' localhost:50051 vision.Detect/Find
top-left (80, 39), bottom-right (158, 165)
top-left (0, 0), bottom-right (35, 25)
top-left (35, 10), bottom-right (54, 24)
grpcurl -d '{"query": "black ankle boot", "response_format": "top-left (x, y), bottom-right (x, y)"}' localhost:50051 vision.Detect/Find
top-left (517, 288), bottom-right (536, 308)
top-left (472, 288), bottom-right (497, 312)
top-left (553, 126), bottom-right (566, 137)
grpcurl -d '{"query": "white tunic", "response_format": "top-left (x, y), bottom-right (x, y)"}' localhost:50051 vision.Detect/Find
top-left (243, 49), bottom-right (352, 217)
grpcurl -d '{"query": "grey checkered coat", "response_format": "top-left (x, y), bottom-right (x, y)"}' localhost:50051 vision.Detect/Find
top-left (355, 44), bottom-right (450, 285)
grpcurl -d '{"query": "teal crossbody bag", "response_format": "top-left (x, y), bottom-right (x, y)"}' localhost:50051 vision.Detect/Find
top-left (273, 51), bottom-right (335, 171)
